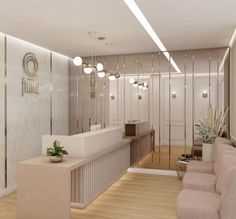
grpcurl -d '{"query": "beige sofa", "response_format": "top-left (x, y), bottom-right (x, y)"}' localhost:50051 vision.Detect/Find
top-left (176, 138), bottom-right (236, 219)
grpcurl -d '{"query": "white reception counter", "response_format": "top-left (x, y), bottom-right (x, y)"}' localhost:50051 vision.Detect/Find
top-left (42, 127), bottom-right (123, 158)
top-left (17, 127), bottom-right (131, 219)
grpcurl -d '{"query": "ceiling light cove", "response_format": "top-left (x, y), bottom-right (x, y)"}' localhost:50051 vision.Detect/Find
top-left (123, 0), bottom-right (181, 73)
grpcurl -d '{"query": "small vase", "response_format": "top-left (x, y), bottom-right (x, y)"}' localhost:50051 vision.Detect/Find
top-left (50, 156), bottom-right (63, 163)
top-left (202, 143), bottom-right (213, 161)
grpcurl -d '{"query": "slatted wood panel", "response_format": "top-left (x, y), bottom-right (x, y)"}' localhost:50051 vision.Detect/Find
top-left (71, 144), bottom-right (130, 207)
top-left (0, 173), bottom-right (181, 219)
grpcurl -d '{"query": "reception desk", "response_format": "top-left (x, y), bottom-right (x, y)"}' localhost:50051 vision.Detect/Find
top-left (17, 127), bottom-right (131, 219)
top-left (17, 126), bottom-right (154, 219)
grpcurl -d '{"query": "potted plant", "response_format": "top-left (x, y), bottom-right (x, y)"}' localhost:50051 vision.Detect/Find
top-left (195, 106), bottom-right (228, 161)
top-left (47, 140), bottom-right (68, 163)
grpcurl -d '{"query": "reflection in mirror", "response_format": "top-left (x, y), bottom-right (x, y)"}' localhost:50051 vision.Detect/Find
top-left (69, 48), bottom-right (229, 171)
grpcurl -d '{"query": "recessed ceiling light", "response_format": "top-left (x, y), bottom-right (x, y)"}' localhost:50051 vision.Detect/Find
top-left (123, 0), bottom-right (181, 73)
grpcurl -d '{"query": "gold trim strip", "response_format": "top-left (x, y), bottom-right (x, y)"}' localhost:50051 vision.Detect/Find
top-left (4, 35), bottom-right (7, 188)
top-left (50, 52), bottom-right (53, 135)
top-left (184, 54), bottom-right (187, 156)
top-left (158, 52), bottom-right (161, 163)
top-left (76, 63), bottom-right (79, 133)
top-left (209, 52), bottom-right (211, 106)
top-left (123, 56), bottom-right (126, 134)
top-left (192, 55), bottom-right (195, 156)
top-left (168, 55), bottom-right (171, 169)
top-left (217, 50), bottom-right (220, 107)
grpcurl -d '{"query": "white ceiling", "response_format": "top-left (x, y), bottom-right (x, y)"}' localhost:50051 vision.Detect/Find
top-left (0, 0), bottom-right (235, 57)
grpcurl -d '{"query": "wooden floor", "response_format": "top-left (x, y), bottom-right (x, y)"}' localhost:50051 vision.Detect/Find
top-left (139, 146), bottom-right (192, 170)
top-left (0, 173), bottom-right (181, 219)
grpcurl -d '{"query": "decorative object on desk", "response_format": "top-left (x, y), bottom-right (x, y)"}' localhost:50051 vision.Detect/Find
top-left (47, 140), bottom-right (68, 163)
top-left (195, 106), bottom-right (228, 161)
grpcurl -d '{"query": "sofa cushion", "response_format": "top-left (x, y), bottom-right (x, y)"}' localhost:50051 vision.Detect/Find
top-left (183, 172), bottom-right (216, 192)
top-left (187, 160), bottom-right (213, 174)
top-left (220, 166), bottom-right (236, 219)
top-left (176, 189), bottom-right (220, 219)
top-left (214, 137), bottom-right (233, 146)
top-left (213, 143), bottom-right (236, 175)
top-left (216, 154), bottom-right (236, 194)
top-left (212, 139), bottom-right (233, 165)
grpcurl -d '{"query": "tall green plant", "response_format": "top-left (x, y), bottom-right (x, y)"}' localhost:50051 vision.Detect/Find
top-left (195, 106), bottom-right (228, 144)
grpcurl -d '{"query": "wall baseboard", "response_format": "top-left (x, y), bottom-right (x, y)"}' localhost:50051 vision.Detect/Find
top-left (0, 185), bottom-right (17, 198)
top-left (127, 167), bottom-right (177, 176)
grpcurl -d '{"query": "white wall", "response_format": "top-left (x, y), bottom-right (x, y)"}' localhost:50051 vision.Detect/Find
top-left (0, 34), bottom-right (69, 196)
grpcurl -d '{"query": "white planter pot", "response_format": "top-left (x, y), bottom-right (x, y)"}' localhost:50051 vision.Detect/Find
top-left (202, 143), bottom-right (213, 161)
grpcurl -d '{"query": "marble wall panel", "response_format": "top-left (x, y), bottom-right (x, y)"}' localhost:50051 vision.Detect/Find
top-left (0, 35), bottom-right (69, 195)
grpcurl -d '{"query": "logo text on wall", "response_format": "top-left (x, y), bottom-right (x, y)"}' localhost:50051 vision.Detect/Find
top-left (22, 52), bottom-right (40, 96)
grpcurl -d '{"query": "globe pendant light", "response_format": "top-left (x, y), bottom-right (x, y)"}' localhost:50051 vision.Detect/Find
top-left (84, 66), bottom-right (93, 74)
top-left (138, 83), bottom-right (143, 89)
top-left (143, 82), bottom-right (148, 87)
top-left (109, 74), bottom-right (116, 81)
top-left (132, 81), bottom-right (138, 87)
top-left (73, 56), bottom-right (83, 66)
top-left (96, 63), bottom-right (104, 71)
top-left (129, 78), bottom-right (135, 84)
top-left (98, 71), bottom-right (105, 78)
top-left (115, 72), bottom-right (120, 79)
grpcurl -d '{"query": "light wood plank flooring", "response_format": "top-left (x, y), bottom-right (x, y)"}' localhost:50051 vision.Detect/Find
top-left (0, 173), bottom-right (181, 219)
top-left (139, 146), bottom-right (192, 170)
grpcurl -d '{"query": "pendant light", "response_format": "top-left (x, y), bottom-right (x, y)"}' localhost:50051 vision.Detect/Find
top-left (96, 63), bottom-right (104, 71)
top-left (138, 83), bottom-right (143, 89)
top-left (129, 78), bottom-right (135, 84)
top-left (97, 71), bottom-right (106, 78)
top-left (109, 74), bottom-right (116, 81)
top-left (84, 65), bottom-right (93, 74)
top-left (115, 72), bottom-right (120, 79)
top-left (73, 56), bottom-right (83, 66)
top-left (133, 81), bottom-right (138, 87)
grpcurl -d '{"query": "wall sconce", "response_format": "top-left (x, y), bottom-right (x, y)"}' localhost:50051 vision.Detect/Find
top-left (110, 93), bottom-right (115, 100)
top-left (172, 91), bottom-right (177, 99)
top-left (202, 90), bottom-right (208, 98)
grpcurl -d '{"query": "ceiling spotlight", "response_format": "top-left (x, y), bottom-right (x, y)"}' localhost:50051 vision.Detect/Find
top-left (84, 66), bottom-right (93, 74)
top-left (133, 81), bottom-right (138, 88)
top-left (115, 72), bottom-right (120, 79)
top-left (73, 56), bottom-right (83, 66)
top-left (109, 74), bottom-right (116, 81)
top-left (129, 78), bottom-right (135, 84)
top-left (97, 71), bottom-right (106, 78)
top-left (96, 63), bottom-right (104, 71)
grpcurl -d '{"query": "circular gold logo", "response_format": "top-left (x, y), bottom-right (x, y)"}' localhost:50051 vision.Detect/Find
top-left (23, 53), bottom-right (38, 77)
